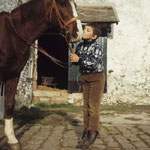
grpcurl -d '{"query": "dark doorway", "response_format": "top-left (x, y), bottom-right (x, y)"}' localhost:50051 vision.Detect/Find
top-left (37, 28), bottom-right (68, 89)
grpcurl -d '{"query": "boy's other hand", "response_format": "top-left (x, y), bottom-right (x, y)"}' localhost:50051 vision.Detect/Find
top-left (70, 53), bottom-right (79, 62)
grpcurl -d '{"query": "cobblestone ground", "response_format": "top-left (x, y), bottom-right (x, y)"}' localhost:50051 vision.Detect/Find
top-left (0, 111), bottom-right (150, 150)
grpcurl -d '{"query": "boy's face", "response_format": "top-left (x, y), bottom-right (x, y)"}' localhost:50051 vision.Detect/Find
top-left (82, 25), bottom-right (97, 41)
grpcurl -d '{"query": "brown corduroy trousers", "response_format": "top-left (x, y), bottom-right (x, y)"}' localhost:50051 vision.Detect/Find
top-left (81, 72), bottom-right (105, 132)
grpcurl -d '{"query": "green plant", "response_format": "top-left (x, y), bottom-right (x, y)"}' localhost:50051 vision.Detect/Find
top-left (14, 106), bottom-right (41, 125)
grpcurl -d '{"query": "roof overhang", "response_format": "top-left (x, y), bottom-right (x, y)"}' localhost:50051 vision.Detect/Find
top-left (77, 6), bottom-right (119, 24)
top-left (77, 6), bottom-right (119, 37)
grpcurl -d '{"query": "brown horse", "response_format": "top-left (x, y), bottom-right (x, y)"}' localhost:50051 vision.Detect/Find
top-left (0, 0), bottom-right (82, 149)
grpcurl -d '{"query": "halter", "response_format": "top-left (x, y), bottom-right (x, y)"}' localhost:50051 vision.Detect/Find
top-left (50, 0), bottom-right (78, 30)
top-left (49, 0), bottom-right (78, 53)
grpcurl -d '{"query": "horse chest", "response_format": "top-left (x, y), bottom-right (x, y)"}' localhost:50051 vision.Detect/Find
top-left (0, 48), bottom-right (29, 80)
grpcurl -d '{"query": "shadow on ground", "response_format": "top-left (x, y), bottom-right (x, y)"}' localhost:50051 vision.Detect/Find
top-left (0, 105), bottom-right (82, 149)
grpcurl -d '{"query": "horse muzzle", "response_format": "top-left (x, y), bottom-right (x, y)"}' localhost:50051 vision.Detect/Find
top-left (60, 29), bottom-right (81, 43)
top-left (70, 36), bottom-right (81, 43)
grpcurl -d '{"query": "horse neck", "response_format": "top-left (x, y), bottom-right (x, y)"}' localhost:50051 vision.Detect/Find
top-left (11, 0), bottom-right (50, 44)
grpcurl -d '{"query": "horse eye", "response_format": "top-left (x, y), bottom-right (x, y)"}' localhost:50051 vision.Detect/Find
top-left (56, 0), bottom-right (66, 6)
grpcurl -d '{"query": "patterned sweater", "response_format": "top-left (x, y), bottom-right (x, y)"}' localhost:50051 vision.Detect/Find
top-left (75, 40), bottom-right (104, 74)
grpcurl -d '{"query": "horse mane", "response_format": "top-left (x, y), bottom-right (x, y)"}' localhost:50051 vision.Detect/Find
top-left (17, 0), bottom-right (77, 21)
top-left (19, 0), bottom-right (45, 21)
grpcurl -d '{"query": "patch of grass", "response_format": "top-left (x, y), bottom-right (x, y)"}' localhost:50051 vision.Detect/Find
top-left (49, 103), bottom-right (72, 108)
top-left (49, 103), bottom-right (82, 110)
top-left (14, 106), bottom-right (42, 125)
top-left (34, 103), bottom-right (83, 112)
top-left (100, 104), bottom-right (150, 112)
top-left (0, 105), bottom-right (42, 125)
top-left (0, 103), bottom-right (150, 126)
top-left (0, 103), bottom-right (82, 126)
top-left (34, 102), bottom-right (50, 109)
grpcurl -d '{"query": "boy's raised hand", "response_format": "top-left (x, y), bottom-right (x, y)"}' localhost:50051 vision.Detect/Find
top-left (70, 53), bottom-right (79, 62)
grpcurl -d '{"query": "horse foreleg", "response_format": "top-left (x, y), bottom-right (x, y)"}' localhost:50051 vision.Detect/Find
top-left (5, 118), bottom-right (18, 144)
top-left (4, 77), bottom-right (19, 145)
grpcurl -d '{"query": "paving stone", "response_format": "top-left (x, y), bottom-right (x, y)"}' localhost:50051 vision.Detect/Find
top-left (139, 134), bottom-right (150, 140)
top-left (121, 143), bottom-right (136, 149)
top-left (0, 111), bottom-right (150, 150)
top-left (144, 139), bottom-right (150, 146)
top-left (63, 134), bottom-right (78, 147)
top-left (61, 148), bottom-right (78, 150)
top-left (27, 138), bottom-right (43, 145)
top-left (132, 141), bottom-right (149, 148)
top-left (92, 144), bottom-right (106, 149)
top-left (124, 134), bottom-right (141, 142)
top-left (137, 149), bottom-right (150, 150)
top-left (107, 141), bottom-right (119, 148)
top-left (94, 138), bottom-right (104, 145)
top-left (106, 148), bottom-right (122, 150)
top-left (102, 135), bottom-right (114, 142)
top-left (23, 144), bottom-right (40, 150)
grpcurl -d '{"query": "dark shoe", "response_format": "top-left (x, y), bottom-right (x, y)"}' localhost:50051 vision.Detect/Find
top-left (76, 131), bottom-right (88, 148)
top-left (83, 131), bottom-right (99, 148)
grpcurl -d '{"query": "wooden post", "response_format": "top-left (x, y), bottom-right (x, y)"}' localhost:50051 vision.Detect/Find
top-left (33, 41), bottom-right (38, 90)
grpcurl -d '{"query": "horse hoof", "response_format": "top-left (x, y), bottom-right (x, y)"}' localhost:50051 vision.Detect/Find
top-left (7, 143), bottom-right (21, 150)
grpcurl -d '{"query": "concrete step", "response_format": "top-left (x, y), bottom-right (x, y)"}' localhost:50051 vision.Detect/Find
top-left (33, 90), bottom-right (61, 97)
top-left (32, 96), bottom-right (68, 104)
top-left (32, 86), bottom-right (83, 105)
top-left (32, 86), bottom-right (68, 104)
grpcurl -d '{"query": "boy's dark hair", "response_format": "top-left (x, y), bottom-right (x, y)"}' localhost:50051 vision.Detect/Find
top-left (86, 23), bottom-right (101, 39)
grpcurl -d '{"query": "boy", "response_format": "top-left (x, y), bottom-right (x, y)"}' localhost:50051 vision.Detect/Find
top-left (70, 23), bottom-right (105, 148)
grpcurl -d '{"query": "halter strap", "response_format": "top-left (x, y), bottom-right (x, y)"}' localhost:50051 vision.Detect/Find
top-left (65, 17), bottom-right (78, 27)
top-left (50, 0), bottom-right (78, 29)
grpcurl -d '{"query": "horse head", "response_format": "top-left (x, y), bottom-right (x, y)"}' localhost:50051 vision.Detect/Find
top-left (47, 0), bottom-right (83, 42)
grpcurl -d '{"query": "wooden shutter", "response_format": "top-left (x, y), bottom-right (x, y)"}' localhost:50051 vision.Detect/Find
top-left (68, 42), bottom-right (81, 93)
top-left (97, 37), bottom-right (107, 93)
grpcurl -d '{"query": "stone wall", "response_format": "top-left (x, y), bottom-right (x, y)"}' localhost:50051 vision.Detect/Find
top-left (0, 0), bottom-right (18, 12)
top-left (15, 49), bottom-right (35, 109)
top-left (74, 0), bottom-right (150, 105)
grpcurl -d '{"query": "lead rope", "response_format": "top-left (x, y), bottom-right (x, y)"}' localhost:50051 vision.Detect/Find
top-left (32, 43), bottom-right (68, 68)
